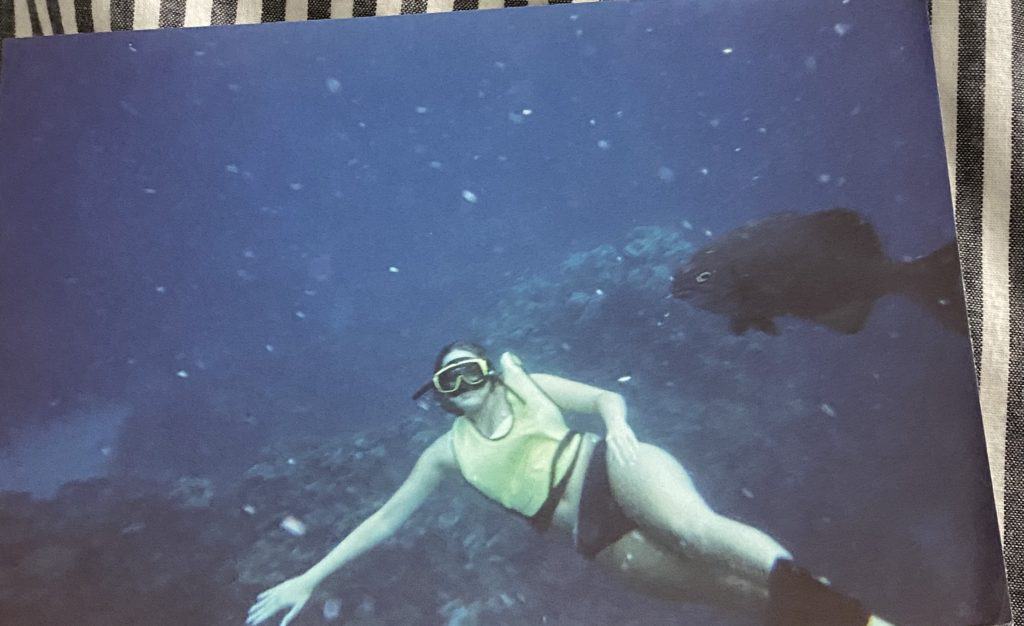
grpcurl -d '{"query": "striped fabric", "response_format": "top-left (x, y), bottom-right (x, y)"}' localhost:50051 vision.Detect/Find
top-left (0, 0), bottom-right (1020, 622)
top-left (0, 0), bottom-right (571, 34)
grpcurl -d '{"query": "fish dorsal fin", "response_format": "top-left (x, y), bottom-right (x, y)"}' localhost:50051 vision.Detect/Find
top-left (813, 300), bottom-right (874, 334)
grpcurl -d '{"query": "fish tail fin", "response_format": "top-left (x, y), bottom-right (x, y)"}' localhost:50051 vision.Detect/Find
top-left (894, 241), bottom-right (968, 335)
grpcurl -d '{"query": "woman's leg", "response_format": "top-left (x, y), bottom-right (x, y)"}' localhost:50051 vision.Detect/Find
top-left (605, 442), bottom-right (791, 586)
top-left (604, 442), bottom-right (889, 625)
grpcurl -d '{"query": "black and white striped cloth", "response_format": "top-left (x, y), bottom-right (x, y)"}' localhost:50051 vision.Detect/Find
top-left (0, 0), bottom-right (1021, 622)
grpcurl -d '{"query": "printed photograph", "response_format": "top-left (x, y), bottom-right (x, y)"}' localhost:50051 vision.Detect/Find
top-left (0, 0), bottom-right (1010, 624)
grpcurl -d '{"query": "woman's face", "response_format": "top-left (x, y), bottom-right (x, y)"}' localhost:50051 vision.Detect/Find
top-left (440, 349), bottom-right (493, 414)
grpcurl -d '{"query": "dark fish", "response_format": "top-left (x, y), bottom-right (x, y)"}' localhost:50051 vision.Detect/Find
top-left (671, 208), bottom-right (967, 335)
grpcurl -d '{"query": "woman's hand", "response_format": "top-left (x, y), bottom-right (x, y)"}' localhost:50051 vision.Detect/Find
top-left (246, 575), bottom-right (316, 626)
top-left (605, 418), bottom-right (640, 467)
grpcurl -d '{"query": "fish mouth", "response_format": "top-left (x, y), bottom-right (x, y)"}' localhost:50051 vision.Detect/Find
top-left (671, 272), bottom-right (693, 299)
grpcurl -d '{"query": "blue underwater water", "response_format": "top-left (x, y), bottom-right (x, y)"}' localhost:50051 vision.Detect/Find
top-left (0, 0), bottom-right (1009, 624)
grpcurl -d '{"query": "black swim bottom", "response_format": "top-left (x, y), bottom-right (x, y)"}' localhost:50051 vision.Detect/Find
top-left (575, 438), bottom-right (639, 559)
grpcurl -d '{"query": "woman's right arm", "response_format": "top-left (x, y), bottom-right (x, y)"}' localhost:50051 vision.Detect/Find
top-left (246, 433), bottom-right (456, 626)
top-left (302, 432), bottom-right (455, 584)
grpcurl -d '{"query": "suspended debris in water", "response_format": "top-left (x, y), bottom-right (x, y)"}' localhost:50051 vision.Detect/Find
top-left (280, 515), bottom-right (307, 536)
top-left (388, 266), bottom-right (400, 273)
top-left (617, 375), bottom-right (632, 383)
top-left (461, 189), bottom-right (478, 203)
top-left (226, 164), bottom-right (239, 173)
top-left (819, 403), bottom-right (837, 418)
top-left (243, 505), bottom-right (256, 515)
top-left (742, 488), bottom-right (754, 499)
top-left (721, 47), bottom-right (733, 55)
top-left (325, 78), bottom-right (341, 93)
top-left (834, 23), bottom-right (852, 36)
top-left (176, 370), bottom-right (189, 379)
top-left (323, 599), bottom-right (342, 621)
top-left (597, 139), bottom-right (611, 150)
top-left (295, 310), bottom-right (307, 319)
top-left (415, 106), bottom-right (428, 114)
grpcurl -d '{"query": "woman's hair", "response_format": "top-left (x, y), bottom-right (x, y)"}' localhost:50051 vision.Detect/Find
top-left (433, 340), bottom-right (489, 371)
top-left (432, 341), bottom-right (495, 415)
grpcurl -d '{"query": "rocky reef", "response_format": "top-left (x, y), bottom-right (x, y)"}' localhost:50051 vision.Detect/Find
top-left (0, 222), bottom-right (990, 625)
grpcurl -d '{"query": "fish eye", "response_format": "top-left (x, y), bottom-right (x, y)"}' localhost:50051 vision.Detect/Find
top-left (695, 271), bottom-right (712, 284)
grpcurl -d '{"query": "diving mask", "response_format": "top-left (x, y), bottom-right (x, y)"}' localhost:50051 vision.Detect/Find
top-left (411, 357), bottom-right (494, 400)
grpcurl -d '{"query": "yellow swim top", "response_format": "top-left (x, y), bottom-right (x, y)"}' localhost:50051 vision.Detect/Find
top-left (450, 355), bottom-right (582, 518)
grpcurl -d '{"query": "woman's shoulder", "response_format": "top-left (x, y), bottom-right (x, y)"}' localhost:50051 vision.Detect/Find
top-left (415, 430), bottom-right (459, 474)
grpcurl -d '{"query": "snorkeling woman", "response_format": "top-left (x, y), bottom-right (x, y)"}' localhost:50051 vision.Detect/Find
top-left (246, 341), bottom-right (893, 626)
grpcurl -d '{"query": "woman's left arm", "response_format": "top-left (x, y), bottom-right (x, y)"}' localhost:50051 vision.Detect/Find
top-left (530, 373), bottom-right (640, 466)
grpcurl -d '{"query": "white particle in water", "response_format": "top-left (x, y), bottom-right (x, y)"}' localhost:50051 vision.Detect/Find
top-left (289, 182), bottom-right (303, 191)
top-left (722, 47), bottom-right (733, 55)
top-left (820, 403), bottom-right (837, 418)
top-left (597, 139), bottom-right (611, 150)
top-left (834, 23), bottom-right (852, 36)
top-left (323, 599), bottom-right (342, 621)
top-left (617, 375), bottom-right (632, 383)
top-left (415, 106), bottom-right (428, 114)
top-left (388, 266), bottom-right (400, 273)
top-left (295, 311), bottom-right (307, 319)
top-left (325, 78), bottom-right (341, 93)
top-left (461, 190), bottom-right (478, 203)
top-left (176, 370), bottom-right (189, 379)
top-left (280, 515), bottom-right (307, 536)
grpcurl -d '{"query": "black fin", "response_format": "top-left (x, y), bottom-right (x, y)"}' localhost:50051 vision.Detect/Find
top-left (812, 300), bottom-right (874, 334)
top-left (766, 559), bottom-right (871, 626)
top-left (894, 241), bottom-right (968, 335)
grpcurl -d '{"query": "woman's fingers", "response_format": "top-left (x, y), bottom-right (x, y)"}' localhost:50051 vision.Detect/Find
top-left (280, 601), bottom-right (305, 626)
top-left (608, 429), bottom-right (640, 466)
top-left (247, 592), bottom-right (279, 624)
